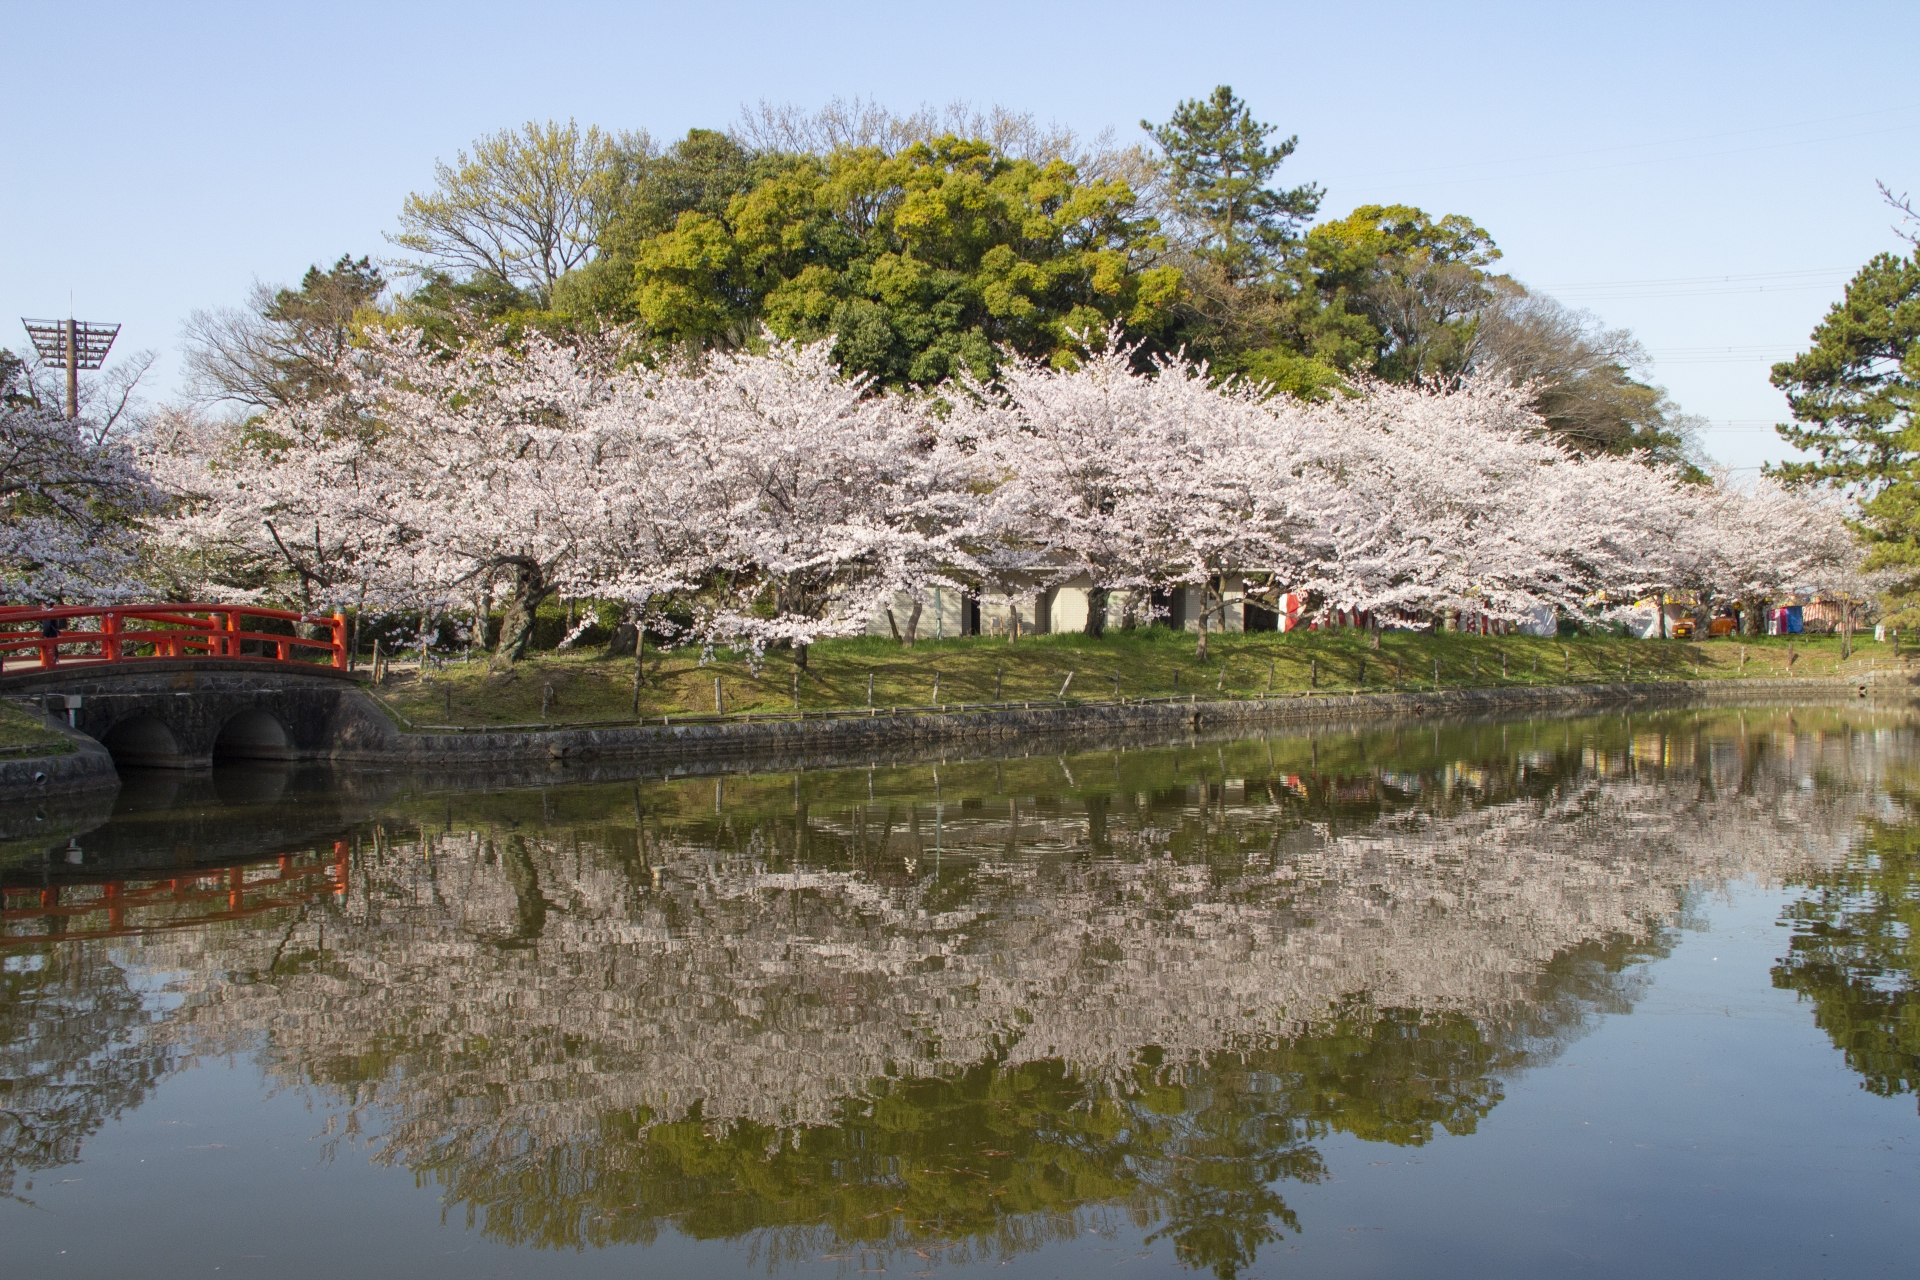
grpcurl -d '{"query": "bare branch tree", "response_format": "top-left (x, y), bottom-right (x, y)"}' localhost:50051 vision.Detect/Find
top-left (8, 347), bottom-right (155, 437)
top-left (182, 255), bottom-right (385, 411)
top-left (1472, 287), bottom-right (1699, 467)
top-left (1879, 179), bottom-right (1918, 246)
top-left (83, 351), bottom-right (157, 438)
top-left (735, 96), bottom-right (1159, 191)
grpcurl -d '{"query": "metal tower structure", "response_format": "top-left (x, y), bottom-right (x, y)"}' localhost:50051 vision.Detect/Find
top-left (21, 318), bottom-right (121, 419)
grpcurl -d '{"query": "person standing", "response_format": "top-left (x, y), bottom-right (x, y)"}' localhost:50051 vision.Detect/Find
top-left (35, 602), bottom-right (63, 668)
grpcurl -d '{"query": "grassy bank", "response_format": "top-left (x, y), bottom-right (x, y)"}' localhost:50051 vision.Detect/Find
top-left (369, 628), bottom-right (1896, 730)
top-left (0, 700), bottom-right (72, 755)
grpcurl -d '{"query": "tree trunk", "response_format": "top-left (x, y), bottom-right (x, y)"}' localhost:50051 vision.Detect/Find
top-left (1083, 586), bottom-right (1109, 639)
top-left (1007, 602), bottom-right (1020, 645)
top-left (795, 641), bottom-right (809, 671)
top-left (1194, 581), bottom-right (1215, 659)
top-left (491, 559), bottom-right (550, 667)
top-left (631, 626), bottom-right (646, 716)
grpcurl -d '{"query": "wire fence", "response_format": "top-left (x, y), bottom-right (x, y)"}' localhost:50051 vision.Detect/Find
top-left (363, 658), bottom-right (1900, 736)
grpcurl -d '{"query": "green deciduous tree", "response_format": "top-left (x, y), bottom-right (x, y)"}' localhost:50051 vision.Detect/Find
top-left (1182, 202), bottom-right (1504, 397)
top-left (389, 268), bottom-right (547, 351)
top-left (602, 128), bottom-right (771, 250)
top-left (1297, 204), bottom-right (1503, 383)
top-left (390, 120), bottom-right (622, 306)
top-left (611, 133), bottom-right (1180, 385)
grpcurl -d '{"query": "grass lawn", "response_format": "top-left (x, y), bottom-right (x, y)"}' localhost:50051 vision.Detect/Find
top-left (0, 700), bottom-right (72, 755)
top-left (369, 627), bottom-right (1896, 731)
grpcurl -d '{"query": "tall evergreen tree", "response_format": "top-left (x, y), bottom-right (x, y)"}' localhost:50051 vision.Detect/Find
top-left (1769, 251), bottom-right (1920, 493)
top-left (1142, 86), bottom-right (1321, 283)
top-left (1767, 235), bottom-right (1920, 623)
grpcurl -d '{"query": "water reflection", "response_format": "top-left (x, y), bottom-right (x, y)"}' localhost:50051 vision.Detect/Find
top-left (2, 706), bottom-right (1915, 1275)
top-left (1774, 782), bottom-right (1920, 1105)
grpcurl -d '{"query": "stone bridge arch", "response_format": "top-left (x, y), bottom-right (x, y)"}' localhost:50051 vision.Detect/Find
top-left (100, 715), bottom-right (185, 768)
top-left (214, 708), bottom-right (295, 761)
top-left (1, 660), bottom-right (390, 769)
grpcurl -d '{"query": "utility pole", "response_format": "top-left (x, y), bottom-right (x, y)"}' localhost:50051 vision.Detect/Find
top-left (22, 317), bottom-right (120, 419)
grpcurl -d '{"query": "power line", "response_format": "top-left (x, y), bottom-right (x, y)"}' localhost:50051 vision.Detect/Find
top-left (1542, 268), bottom-right (1844, 289)
top-left (1653, 354), bottom-right (1799, 366)
top-left (1338, 102), bottom-right (1920, 183)
top-left (1551, 281), bottom-right (1847, 302)
top-left (1487, 122), bottom-right (1916, 186)
top-left (1648, 345), bottom-right (1798, 353)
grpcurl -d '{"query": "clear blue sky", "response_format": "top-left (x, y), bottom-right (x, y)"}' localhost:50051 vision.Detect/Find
top-left (4, 0), bottom-right (1913, 470)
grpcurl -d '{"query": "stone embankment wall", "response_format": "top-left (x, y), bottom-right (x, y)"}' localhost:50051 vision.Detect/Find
top-left (0, 671), bottom-right (1900, 802)
top-left (334, 674), bottom-right (1894, 770)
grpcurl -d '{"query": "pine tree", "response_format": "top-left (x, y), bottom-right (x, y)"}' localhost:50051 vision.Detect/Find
top-left (1142, 85), bottom-right (1321, 282)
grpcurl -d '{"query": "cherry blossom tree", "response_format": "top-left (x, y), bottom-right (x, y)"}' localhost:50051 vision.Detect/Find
top-left (1, 400), bottom-right (166, 604)
top-left (359, 329), bottom-right (639, 659)
top-left (144, 403), bottom-right (393, 614)
top-left (604, 338), bottom-right (972, 663)
top-left (146, 320), bottom-right (1860, 666)
top-left (1681, 472), bottom-right (1863, 630)
top-left (149, 328), bottom-right (632, 660)
top-left (949, 337), bottom-right (1700, 653)
top-left (941, 339), bottom-right (1177, 642)
top-left (1288, 376), bottom-right (1692, 626)
top-left (151, 328), bottom-right (968, 666)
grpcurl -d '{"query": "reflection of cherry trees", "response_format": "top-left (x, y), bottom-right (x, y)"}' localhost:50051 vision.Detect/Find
top-left (0, 945), bottom-right (176, 1202)
top-left (5, 707), bottom-right (1909, 1275)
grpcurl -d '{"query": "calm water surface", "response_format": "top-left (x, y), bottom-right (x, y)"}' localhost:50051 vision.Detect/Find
top-left (3, 707), bottom-right (1915, 1278)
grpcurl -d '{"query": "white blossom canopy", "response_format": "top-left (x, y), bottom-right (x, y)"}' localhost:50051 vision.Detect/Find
top-left (142, 325), bottom-right (1863, 639)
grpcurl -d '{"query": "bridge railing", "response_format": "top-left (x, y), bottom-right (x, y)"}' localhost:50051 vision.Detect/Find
top-left (0, 603), bottom-right (347, 673)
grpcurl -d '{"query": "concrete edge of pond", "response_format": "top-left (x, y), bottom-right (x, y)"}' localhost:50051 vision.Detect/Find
top-left (0, 672), bottom-right (1900, 803)
top-left (0, 710), bottom-right (120, 802)
top-left (331, 673), bottom-right (1902, 769)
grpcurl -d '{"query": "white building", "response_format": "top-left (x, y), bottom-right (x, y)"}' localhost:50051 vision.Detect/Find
top-left (868, 579), bottom-right (1552, 639)
top-left (868, 578), bottom-right (1266, 641)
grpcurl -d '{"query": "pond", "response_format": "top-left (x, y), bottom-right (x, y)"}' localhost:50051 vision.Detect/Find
top-left (3, 706), bottom-right (1915, 1278)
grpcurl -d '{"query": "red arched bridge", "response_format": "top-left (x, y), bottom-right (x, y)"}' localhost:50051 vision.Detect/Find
top-left (0, 603), bottom-right (346, 672)
top-left (0, 605), bottom-right (384, 769)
